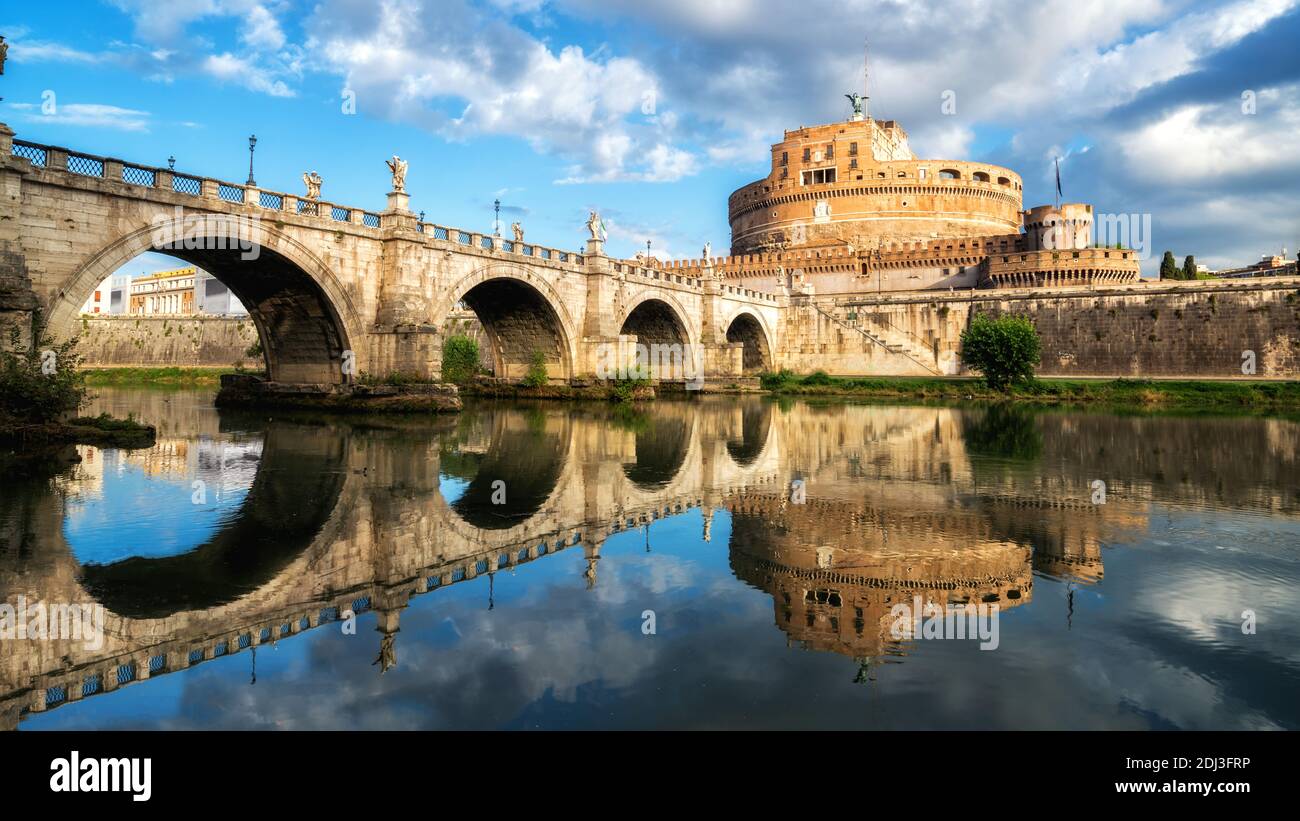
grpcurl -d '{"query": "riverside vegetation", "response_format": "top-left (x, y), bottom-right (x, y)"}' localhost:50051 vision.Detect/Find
top-left (0, 325), bottom-right (155, 456)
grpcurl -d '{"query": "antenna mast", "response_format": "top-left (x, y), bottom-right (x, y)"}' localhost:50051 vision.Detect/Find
top-left (863, 37), bottom-right (871, 121)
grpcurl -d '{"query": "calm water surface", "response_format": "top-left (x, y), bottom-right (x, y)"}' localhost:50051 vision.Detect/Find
top-left (3, 388), bottom-right (1298, 729)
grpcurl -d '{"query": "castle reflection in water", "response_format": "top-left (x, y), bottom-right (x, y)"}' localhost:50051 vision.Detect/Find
top-left (2, 390), bottom-right (1298, 729)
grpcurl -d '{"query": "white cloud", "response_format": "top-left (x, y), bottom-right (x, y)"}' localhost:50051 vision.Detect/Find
top-left (1119, 98), bottom-right (1300, 184)
top-left (10, 102), bottom-right (151, 132)
top-left (241, 5), bottom-right (287, 51)
top-left (203, 52), bottom-right (295, 97)
top-left (307, 0), bottom-right (697, 183)
top-left (7, 37), bottom-right (110, 64)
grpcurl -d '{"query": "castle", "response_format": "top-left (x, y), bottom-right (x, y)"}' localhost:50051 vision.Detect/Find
top-left (649, 102), bottom-right (1143, 295)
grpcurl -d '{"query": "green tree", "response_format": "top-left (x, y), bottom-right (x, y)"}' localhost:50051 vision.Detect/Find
top-left (1182, 255), bottom-right (1197, 280)
top-left (523, 350), bottom-right (549, 388)
top-left (1159, 251), bottom-right (1179, 280)
top-left (0, 325), bottom-right (88, 423)
top-left (441, 334), bottom-right (481, 384)
top-left (959, 314), bottom-right (1041, 391)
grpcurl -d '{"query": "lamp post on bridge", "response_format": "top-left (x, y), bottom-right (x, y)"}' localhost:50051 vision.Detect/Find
top-left (246, 135), bottom-right (257, 186)
top-left (494, 198), bottom-right (501, 237)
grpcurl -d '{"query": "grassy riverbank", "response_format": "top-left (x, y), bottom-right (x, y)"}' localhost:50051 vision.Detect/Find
top-left (760, 370), bottom-right (1300, 409)
top-left (73, 366), bottom-right (1300, 410)
top-left (82, 366), bottom-right (251, 387)
top-left (1, 413), bottom-right (157, 452)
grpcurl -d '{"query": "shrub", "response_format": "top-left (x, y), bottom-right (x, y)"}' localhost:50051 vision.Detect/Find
top-left (760, 369), bottom-right (797, 390)
top-left (523, 350), bottom-right (549, 388)
top-left (801, 370), bottom-right (833, 386)
top-left (0, 325), bottom-right (88, 423)
top-left (441, 335), bottom-right (480, 384)
top-left (959, 314), bottom-right (1041, 391)
top-left (244, 337), bottom-right (264, 359)
top-left (610, 377), bottom-right (649, 403)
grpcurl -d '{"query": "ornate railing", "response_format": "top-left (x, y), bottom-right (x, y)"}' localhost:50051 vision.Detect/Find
top-left (121, 164), bottom-right (156, 187)
top-left (7, 136), bottom-right (591, 266)
top-left (172, 174), bottom-right (201, 195)
top-left (11, 141), bottom-right (46, 166)
top-left (217, 182), bottom-right (244, 203)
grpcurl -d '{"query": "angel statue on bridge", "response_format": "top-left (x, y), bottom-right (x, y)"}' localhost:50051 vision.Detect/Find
top-left (0, 36), bottom-right (8, 75)
top-left (386, 155), bottom-right (408, 193)
top-left (512, 222), bottom-right (524, 243)
top-left (586, 210), bottom-right (607, 243)
top-left (302, 170), bottom-right (323, 201)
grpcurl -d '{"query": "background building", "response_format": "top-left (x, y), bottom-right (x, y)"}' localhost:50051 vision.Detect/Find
top-left (129, 267), bottom-right (197, 315)
top-left (193, 269), bottom-right (248, 316)
top-left (87, 265), bottom-right (250, 317)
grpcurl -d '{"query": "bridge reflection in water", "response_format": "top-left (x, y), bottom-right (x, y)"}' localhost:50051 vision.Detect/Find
top-left (3, 393), bottom-right (1298, 729)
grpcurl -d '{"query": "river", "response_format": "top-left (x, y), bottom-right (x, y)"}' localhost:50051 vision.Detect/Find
top-left (2, 388), bottom-right (1297, 729)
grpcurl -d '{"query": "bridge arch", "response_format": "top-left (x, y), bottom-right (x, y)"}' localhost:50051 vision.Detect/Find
top-left (439, 407), bottom-right (572, 530)
top-left (723, 309), bottom-right (774, 373)
top-left (46, 218), bottom-right (365, 385)
top-left (74, 422), bottom-right (352, 620)
top-left (437, 265), bottom-right (578, 382)
top-left (619, 292), bottom-right (697, 350)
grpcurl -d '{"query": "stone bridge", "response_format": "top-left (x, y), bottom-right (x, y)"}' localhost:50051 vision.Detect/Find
top-left (0, 122), bottom-right (783, 384)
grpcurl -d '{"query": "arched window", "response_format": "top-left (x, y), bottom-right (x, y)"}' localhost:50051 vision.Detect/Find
top-left (939, 168), bottom-right (960, 180)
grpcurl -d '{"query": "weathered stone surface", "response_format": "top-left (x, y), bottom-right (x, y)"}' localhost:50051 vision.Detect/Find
top-left (74, 316), bottom-right (258, 367)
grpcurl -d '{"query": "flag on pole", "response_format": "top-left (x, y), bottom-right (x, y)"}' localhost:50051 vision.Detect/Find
top-left (1055, 157), bottom-right (1063, 200)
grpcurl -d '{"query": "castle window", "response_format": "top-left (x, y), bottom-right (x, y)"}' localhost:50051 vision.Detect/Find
top-left (997, 176), bottom-right (1011, 186)
top-left (781, 151), bottom-right (788, 166)
top-left (939, 168), bottom-right (960, 180)
top-left (802, 147), bottom-right (811, 162)
top-left (849, 158), bottom-right (857, 169)
top-left (973, 171), bottom-right (990, 182)
top-left (801, 168), bottom-right (836, 185)
top-left (826, 144), bottom-right (834, 160)
top-left (849, 142), bottom-right (858, 156)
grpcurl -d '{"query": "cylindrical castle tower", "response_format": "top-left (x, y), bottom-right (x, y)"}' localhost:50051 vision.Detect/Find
top-left (727, 117), bottom-right (1024, 256)
top-left (1022, 203), bottom-right (1094, 250)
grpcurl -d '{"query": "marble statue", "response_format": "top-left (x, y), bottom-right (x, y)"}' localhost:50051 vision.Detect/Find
top-left (512, 222), bottom-right (524, 243)
top-left (586, 210), bottom-right (607, 243)
top-left (302, 171), bottom-right (323, 200)
top-left (385, 155), bottom-right (407, 192)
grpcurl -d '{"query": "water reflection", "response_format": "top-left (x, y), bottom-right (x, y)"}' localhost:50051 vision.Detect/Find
top-left (2, 390), bottom-right (1298, 729)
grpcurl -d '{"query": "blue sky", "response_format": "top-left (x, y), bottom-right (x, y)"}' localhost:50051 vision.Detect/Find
top-left (4, 0), bottom-right (1299, 274)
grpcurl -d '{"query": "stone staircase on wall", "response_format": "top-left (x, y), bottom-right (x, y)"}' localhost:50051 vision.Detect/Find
top-left (812, 303), bottom-right (943, 375)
